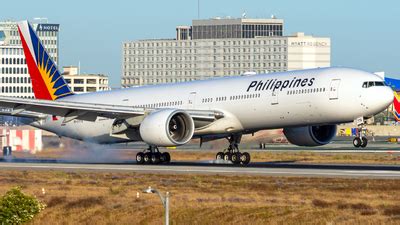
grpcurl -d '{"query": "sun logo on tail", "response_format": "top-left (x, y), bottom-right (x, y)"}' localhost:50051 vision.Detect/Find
top-left (35, 41), bottom-right (72, 100)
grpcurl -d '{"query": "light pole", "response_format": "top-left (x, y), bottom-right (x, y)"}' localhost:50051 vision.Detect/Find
top-left (143, 186), bottom-right (169, 225)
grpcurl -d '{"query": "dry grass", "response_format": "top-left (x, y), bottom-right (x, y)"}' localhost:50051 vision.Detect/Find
top-left (0, 170), bottom-right (398, 224)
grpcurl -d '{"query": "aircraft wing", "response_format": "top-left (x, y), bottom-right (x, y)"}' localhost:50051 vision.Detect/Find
top-left (0, 109), bottom-right (46, 119)
top-left (0, 97), bottom-right (223, 123)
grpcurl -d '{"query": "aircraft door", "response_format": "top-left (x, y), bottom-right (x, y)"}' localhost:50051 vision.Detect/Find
top-left (271, 90), bottom-right (278, 105)
top-left (188, 92), bottom-right (197, 108)
top-left (329, 79), bottom-right (341, 100)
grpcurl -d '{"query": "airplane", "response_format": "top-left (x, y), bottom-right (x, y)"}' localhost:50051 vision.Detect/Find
top-left (393, 92), bottom-right (400, 121)
top-left (0, 21), bottom-right (394, 165)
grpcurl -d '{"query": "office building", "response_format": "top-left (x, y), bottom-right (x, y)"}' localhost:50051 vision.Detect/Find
top-left (63, 66), bottom-right (110, 93)
top-left (122, 17), bottom-right (330, 87)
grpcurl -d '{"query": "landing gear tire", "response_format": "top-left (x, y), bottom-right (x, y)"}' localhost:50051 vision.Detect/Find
top-left (353, 137), bottom-right (362, 148)
top-left (136, 152), bottom-right (144, 164)
top-left (361, 137), bottom-right (368, 148)
top-left (151, 152), bottom-right (161, 164)
top-left (240, 152), bottom-right (251, 165)
top-left (223, 152), bottom-right (232, 161)
top-left (144, 152), bottom-right (152, 164)
top-left (231, 152), bottom-right (241, 164)
top-left (216, 152), bottom-right (224, 160)
top-left (161, 152), bottom-right (171, 163)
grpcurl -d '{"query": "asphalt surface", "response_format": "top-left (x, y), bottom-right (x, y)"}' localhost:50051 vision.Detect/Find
top-left (0, 159), bottom-right (400, 179)
top-left (1, 137), bottom-right (400, 179)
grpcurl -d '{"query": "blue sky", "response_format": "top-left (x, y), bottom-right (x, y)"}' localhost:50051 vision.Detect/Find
top-left (1, 0), bottom-right (399, 87)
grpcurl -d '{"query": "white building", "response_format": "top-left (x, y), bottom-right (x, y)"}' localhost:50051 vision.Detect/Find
top-left (0, 20), bottom-right (59, 98)
top-left (122, 32), bottom-right (330, 87)
top-left (63, 66), bottom-right (110, 93)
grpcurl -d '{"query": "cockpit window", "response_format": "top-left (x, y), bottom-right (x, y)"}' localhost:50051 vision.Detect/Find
top-left (362, 81), bottom-right (385, 88)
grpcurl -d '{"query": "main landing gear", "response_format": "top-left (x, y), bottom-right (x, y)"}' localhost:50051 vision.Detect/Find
top-left (215, 134), bottom-right (251, 165)
top-left (353, 117), bottom-right (368, 148)
top-left (136, 146), bottom-right (171, 164)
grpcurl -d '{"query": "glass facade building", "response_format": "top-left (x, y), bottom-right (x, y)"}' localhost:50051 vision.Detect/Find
top-left (178, 18), bottom-right (284, 40)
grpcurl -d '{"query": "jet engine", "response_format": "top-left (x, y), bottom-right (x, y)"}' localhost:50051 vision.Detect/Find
top-left (139, 109), bottom-right (195, 146)
top-left (283, 125), bottom-right (337, 146)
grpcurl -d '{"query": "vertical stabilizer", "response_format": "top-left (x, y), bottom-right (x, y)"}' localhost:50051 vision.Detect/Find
top-left (17, 21), bottom-right (73, 100)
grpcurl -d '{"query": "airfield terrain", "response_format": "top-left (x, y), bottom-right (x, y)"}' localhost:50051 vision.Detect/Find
top-left (0, 138), bottom-right (400, 224)
top-left (0, 170), bottom-right (399, 225)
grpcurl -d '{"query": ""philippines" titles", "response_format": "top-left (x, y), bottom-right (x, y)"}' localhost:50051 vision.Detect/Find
top-left (246, 77), bottom-right (315, 92)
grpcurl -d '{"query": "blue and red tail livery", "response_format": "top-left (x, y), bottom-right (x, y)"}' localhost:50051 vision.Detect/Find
top-left (17, 21), bottom-right (73, 100)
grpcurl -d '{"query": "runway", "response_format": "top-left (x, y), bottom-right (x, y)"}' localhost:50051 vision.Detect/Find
top-left (2, 139), bottom-right (400, 179)
top-left (1, 160), bottom-right (400, 179)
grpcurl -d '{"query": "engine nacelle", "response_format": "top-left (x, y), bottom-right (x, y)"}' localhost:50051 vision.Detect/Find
top-left (139, 109), bottom-right (195, 147)
top-left (283, 125), bottom-right (337, 147)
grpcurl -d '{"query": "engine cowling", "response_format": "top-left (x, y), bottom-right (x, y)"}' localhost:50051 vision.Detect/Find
top-left (283, 125), bottom-right (337, 147)
top-left (139, 109), bottom-right (195, 146)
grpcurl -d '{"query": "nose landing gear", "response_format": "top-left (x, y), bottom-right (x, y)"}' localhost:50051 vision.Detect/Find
top-left (353, 136), bottom-right (368, 148)
top-left (353, 117), bottom-right (368, 148)
top-left (136, 146), bottom-right (171, 164)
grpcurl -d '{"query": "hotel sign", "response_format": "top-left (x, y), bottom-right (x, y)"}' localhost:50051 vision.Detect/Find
top-left (36, 24), bottom-right (59, 32)
top-left (290, 41), bottom-right (328, 47)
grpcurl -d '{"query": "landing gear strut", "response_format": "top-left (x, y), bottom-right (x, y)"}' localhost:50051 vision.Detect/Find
top-left (353, 117), bottom-right (368, 148)
top-left (136, 146), bottom-right (171, 164)
top-left (215, 134), bottom-right (251, 165)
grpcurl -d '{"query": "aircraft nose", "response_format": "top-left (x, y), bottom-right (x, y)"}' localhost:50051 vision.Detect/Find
top-left (363, 86), bottom-right (394, 114)
top-left (382, 86), bottom-right (394, 107)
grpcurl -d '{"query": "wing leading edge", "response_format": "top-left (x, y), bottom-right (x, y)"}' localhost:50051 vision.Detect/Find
top-left (0, 96), bottom-right (223, 124)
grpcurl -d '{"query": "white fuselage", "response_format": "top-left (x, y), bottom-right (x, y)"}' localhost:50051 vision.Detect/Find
top-left (29, 67), bottom-right (393, 143)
